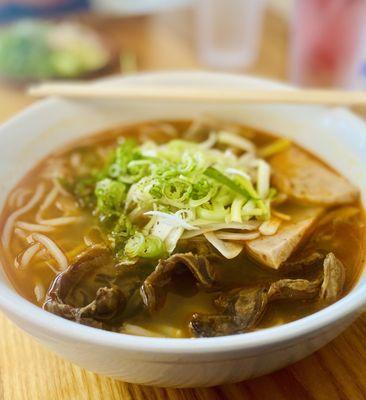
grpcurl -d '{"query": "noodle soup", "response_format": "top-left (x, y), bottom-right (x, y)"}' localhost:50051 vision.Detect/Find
top-left (1, 119), bottom-right (364, 338)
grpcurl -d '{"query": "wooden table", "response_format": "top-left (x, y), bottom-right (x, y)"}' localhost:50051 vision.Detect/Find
top-left (1, 9), bottom-right (366, 400)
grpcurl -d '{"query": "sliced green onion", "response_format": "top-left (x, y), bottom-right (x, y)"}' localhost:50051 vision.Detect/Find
top-left (267, 188), bottom-right (277, 199)
top-left (242, 199), bottom-right (265, 218)
top-left (256, 199), bottom-right (271, 220)
top-left (189, 186), bottom-right (216, 207)
top-left (95, 178), bottom-right (126, 216)
top-left (197, 205), bottom-right (229, 221)
top-left (256, 160), bottom-right (270, 199)
top-left (204, 167), bottom-right (252, 200)
top-left (258, 138), bottom-right (291, 158)
top-left (125, 232), bottom-right (166, 259)
top-left (162, 179), bottom-right (192, 202)
top-left (233, 175), bottom-right (258, 199)
top-left (124, 232), bottom-right (145, 258)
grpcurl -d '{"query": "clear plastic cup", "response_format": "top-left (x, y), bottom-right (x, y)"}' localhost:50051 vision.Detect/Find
top-left (290, 0), bottom-right (366, 88)
top-left (195, 0), bottom-right (266, 70)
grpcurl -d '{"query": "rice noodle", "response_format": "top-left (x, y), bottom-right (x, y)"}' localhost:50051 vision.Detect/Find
top-left (42, 159), bottom-right (68, 179)
top-left (35, 183), bottom-right (78, 226)
top-left (95, 146), bottom-right (109, 160)
top-left (16, 221), bottom-right (54, 233)
top-left (2, 183), bottom-right (45, 248)
top-left (38, 248), bottom-right (47, 257)
top-left (16, 192), bottom-right (31, 208)
top-left (184, 117), bottom-right (205, 138)
top-left (14, 228), bottom-right (27, 241)
top-left (53, 178), bottom-right (71, 197)
top-left (16, 243), bottom-right (42, 269)
top-left (204, 232), bottom-right (244, 259)
top-left (215, 232), bottom-right (260, 241)
top-left (199, 132), bottom-right (217, 149)
top-left (29, 233), bottom-right (68, 271)
top-left (272, 209), bottom-right (291, 221)
top-left (70, 152), bottom-right (82, 168)
top-left (36, 216), bottom-right (83, 226)
top-left (153, 325), bottom-right (184, 338)
top-left (45, 261), bottom-right (59, 274)
top-left (218, 130), bottom-right (256, 153)
top-left (55, 197), bottom-right (78, 214)
top-left (34, 283), bottom-right (45, 302)
top-left (8, 188), bottom-right (23, 207)
top-left (8, 187), bottom-right (32, 208)
top-left (159, 123), bottom-right (178, 137)
top-left (36, 186), bottom-right (58, 217)
top-left (139, 124), bottom-right (178, 143)
top-left (122, 323), bottom-right (163, 338)
top-left (55, 201), bottom-right (64, 212)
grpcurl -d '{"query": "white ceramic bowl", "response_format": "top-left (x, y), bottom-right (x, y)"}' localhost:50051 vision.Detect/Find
top-left (0, 72), bottom-right (366, 388)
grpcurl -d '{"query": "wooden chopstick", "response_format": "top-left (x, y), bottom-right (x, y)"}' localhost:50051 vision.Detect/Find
top-left (28, 82), bottom-right (366, 105)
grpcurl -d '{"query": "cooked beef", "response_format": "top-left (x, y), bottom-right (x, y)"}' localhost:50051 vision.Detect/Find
top-left (189, 315), bottom-right (245, 337)
top-left (320, 252), bottom-right (346, 304)
top-left (45, 245), bottom-right (113, 304)
top-left (270, 147), bottom-right (359, 206)
top-left (44, 286), bottom-right (125, 328)
top-left (282, 251), bottom-right (324, 272)
top-left (76, 286), bottom-right (124, 319)
top-left (178, 237), bottom-right (225, 262)
top-left (190, 286), bottom-right (268, 337)
top-left (44, 240), bottom-right (347, 336)
top-left (141, 252), bottom-right (216, 312)
top-left (268, 278), bottom-right (321, 301)
top-left (44, 246), bottom-right (127, 327)
top-left (214, 287), bottom-right (268, 319)
top-left (189, 250), bottom-right (347, 337)
top-left (245, 206), bottom-right (324, 270)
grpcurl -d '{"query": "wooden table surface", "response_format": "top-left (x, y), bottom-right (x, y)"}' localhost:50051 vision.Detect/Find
top-left (1, 9), bottom-right (366, 400)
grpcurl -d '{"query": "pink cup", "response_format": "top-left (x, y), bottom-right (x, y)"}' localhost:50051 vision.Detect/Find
top-left (290, 0), bottom-right (366, 88)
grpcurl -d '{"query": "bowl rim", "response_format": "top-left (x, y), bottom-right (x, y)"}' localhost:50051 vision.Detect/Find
top-left (1, 70), bottom-right (366, 356)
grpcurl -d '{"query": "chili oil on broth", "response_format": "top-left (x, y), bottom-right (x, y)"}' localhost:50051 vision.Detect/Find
top-left (0, 119), bottom-right (365, 338)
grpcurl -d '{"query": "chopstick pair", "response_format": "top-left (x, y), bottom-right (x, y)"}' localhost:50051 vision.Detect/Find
top-left (28, 82), bottom-right (366, 106)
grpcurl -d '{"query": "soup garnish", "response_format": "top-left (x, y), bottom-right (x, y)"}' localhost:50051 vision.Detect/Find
top-left (0, 118), bottom-right (364, 338)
